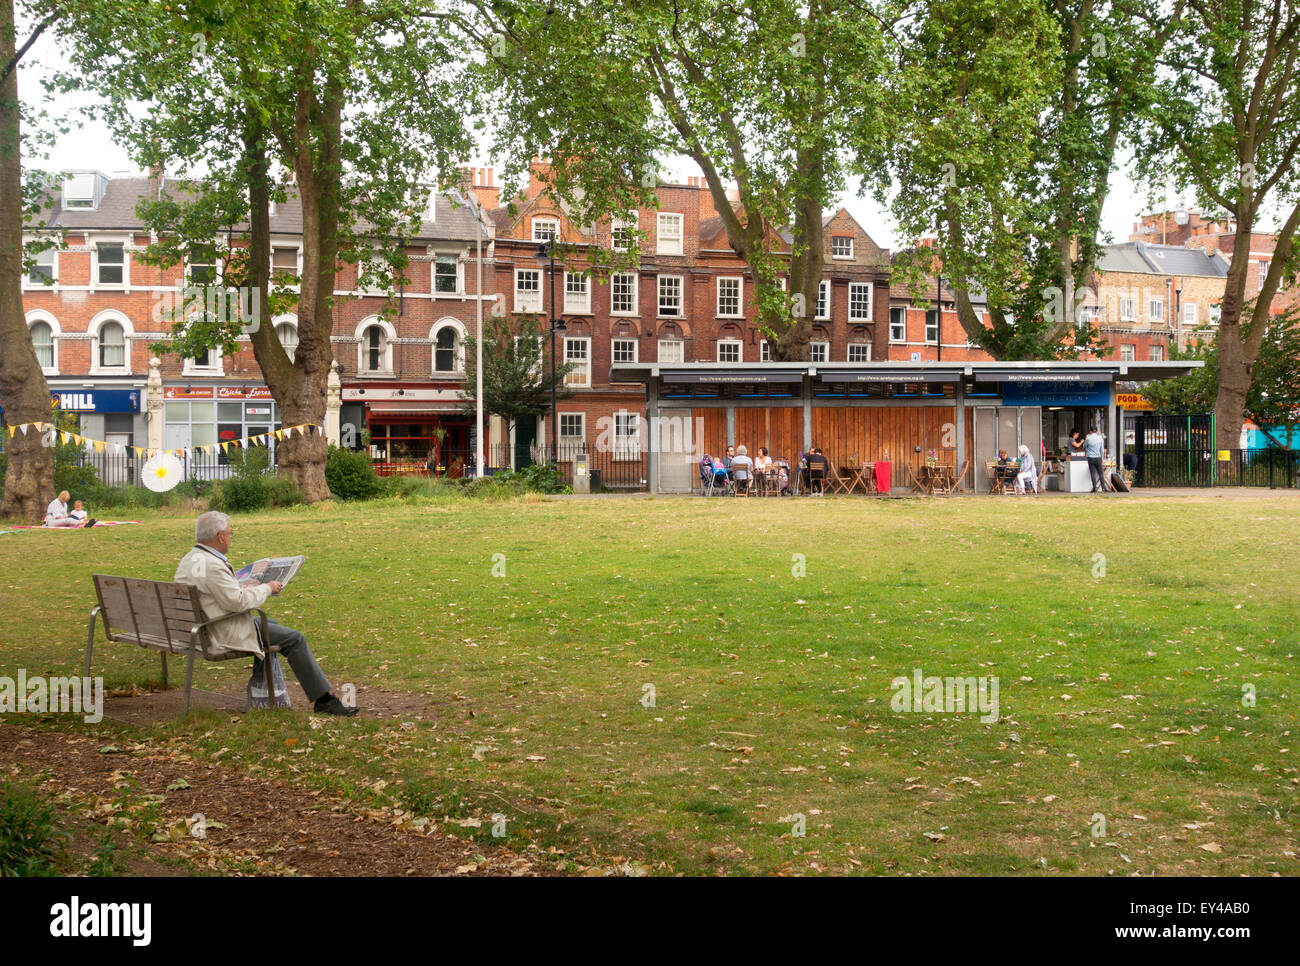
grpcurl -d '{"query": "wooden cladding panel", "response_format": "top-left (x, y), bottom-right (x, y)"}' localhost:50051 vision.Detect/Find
top-left (734, 407), bottom-right (801, 463)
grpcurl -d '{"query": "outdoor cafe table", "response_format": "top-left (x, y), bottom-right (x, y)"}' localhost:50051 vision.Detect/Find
top-left (841, 463), bottom-right (875, 494)
top-left (919, 463), bottom-right (956, 495)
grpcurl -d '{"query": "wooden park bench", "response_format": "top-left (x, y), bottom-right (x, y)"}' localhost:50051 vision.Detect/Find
top-left (86, 574), bottom-right (272, 717)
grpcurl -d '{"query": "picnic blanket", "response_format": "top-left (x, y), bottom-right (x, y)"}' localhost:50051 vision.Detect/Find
top-left (0, 520), bottom-right (142, 534)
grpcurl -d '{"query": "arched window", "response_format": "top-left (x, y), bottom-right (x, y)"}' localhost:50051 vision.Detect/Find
top-left (434, 327), bottom-right (459, 372)
top-left (277, 322), bottom-right (298, 362)
top-left (99, 321), bottom-right (126, 368)
top-left (364, 325), bottom-right (384, 371)
top-left (30, 321), bottom-right (54, 369)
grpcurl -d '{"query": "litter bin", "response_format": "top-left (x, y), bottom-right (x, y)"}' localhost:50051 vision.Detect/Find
top-left (589, 469), bottom-right (601, 492)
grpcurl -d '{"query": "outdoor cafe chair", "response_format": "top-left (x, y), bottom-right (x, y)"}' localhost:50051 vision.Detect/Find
top-left (825, 461), bottom-right (851, 495)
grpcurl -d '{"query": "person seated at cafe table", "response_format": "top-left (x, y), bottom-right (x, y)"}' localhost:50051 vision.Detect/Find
top-left (804, 447), bottom-right (828, 495)
top-left (731, 445), bottom-right (754, 494)
top-left (1015, 445), bottom-right (1038, 494)
top-left (753, 447), bottom-right (772, 472)
top-left (995, 450), bottom-right (1017, 487)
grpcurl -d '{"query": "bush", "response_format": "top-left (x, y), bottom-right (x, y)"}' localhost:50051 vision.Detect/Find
top-left (489, 463), bottom-right (572, 495)
top-left (325, 446), bottom-right (382, 501)
top-left (216, 474), bottom-right (268, 512)
top-left (263, 474), bottom-right (303, 508)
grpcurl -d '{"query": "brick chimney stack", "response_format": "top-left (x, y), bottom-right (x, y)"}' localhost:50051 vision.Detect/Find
top-left (467, 166), bottom-right (499, 212)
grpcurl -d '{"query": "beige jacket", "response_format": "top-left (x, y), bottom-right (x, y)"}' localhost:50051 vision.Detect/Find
top-left (174, 545), bottom-right (273, 658)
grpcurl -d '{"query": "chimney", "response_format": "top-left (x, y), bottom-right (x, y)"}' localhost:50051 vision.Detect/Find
top-left (469, 166), bottom-right (500, 212)
top-left (148, 163), bottom-right (164, 200)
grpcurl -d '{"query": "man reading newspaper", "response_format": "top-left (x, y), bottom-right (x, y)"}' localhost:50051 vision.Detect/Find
top-left (174, 511), bottom-right (358, 716)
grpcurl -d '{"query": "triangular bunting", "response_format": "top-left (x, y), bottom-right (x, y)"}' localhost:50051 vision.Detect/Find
top-left (18, 424), bottom-right (28, 435)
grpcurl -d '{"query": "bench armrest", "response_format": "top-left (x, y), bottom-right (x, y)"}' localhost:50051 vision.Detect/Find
top-left (192, 607), bottom-right (273, 658)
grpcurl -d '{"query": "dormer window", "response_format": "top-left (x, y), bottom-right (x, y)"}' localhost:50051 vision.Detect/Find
top-left (62, 173), bottom-right (97, 210)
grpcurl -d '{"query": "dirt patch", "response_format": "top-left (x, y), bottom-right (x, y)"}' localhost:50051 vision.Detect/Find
top-left (101, 680), bottom-right (439, 727)
top-left (1, 723), bottom-right (557, 876)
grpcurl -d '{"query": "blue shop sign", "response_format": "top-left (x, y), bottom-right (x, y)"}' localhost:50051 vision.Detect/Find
top-left (2, 389), bottom-right (139, 414)
top-left (1000, 380), bottom-right (1110, 407)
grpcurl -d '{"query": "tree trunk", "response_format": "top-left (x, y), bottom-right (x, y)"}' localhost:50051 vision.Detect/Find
top-left (1213, 222), bottom-right (1257, 450)
top-left (0, 0), bottom-right (53, 520)
top-left (238, 118), bottom-right (329, 501)
top-left (779, 179), bottom-right (823, 361)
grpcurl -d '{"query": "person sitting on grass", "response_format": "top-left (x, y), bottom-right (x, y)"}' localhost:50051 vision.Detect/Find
top-left (174, 510), bottom-right (358, 716)
top-left (69, 500), bottom-right (96, 528)
top-left (43, 491), bottom-right (93, 528)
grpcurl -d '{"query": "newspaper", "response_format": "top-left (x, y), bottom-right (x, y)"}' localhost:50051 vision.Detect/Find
top-left (235, 555), bottom-right (305, 589)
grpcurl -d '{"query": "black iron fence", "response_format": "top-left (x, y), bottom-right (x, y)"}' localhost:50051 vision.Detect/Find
top-left (1127, 447), bottom-right (1298, 488)
top-left (368, 441), bottom-right (647, 490)
top-left (58, 450), bottom-right (269, 488)
top-left (552, 442), bottom-right (648, 491)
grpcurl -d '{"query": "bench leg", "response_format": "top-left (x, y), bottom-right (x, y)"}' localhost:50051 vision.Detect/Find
top-left (85, 607), bottom-right (101, 680)
top-left (184, 632), bottom-right (199, 719)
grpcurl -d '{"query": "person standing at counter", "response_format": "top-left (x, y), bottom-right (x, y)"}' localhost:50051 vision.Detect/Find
top-left (1085, 428), bottom-right (1106, 492)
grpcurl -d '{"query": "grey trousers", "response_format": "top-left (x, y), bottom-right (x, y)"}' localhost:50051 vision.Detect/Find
top-left (254, 619), bottom-right (331, 703)
top-left (1088, 457), bottom-right (1105, 491)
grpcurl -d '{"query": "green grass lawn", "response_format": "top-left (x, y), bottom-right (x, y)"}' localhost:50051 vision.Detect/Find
top-left (2, 490), bottom-right (1297, 875)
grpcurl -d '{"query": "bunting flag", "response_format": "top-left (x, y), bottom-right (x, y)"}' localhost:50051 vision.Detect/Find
top-left (1, 421), bottom-right (318, 457)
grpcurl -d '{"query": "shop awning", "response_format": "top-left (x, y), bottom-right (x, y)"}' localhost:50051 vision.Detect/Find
top-left (980, 370), bottom-right (1114, 383)
top-left (818, 369), bottom-right (962, 384)
top-left (663, 370), bottom-right (804, 384)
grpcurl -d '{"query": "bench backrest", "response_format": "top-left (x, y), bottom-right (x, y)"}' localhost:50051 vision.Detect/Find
top-left (92, 575), bottom-right (208, 655)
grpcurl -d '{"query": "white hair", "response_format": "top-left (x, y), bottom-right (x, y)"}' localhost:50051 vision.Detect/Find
top-left (737, 445), bottom-right (747, 456)
top-left (195, 511), bottom-right (231, 543)
top-left (1017, 445), bottom-right (1030, 457)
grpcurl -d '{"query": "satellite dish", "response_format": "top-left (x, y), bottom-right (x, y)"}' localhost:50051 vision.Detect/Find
top-left (142, 452), bottom-right (184, 493)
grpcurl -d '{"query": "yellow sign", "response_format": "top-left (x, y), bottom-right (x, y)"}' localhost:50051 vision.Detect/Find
top-left (1218, 450), bottom-right (1231, 461)
top-left (1116, 392), bottom-right (1153, 411)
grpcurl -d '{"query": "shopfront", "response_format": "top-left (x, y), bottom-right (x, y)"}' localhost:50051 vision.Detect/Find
top-left (162, 386), bottom-right (280, 467)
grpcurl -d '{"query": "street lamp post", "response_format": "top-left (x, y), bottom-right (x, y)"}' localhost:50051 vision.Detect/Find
top-left (445, 186), bottom-right (488, 477)
top-left (536, 238), bottom-right (566, 465)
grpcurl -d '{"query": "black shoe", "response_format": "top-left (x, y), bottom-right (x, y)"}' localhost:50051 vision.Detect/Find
top-left (313, 694), bottom-right (359, 716)
top-left (83, 518), bottom-right (98, 528)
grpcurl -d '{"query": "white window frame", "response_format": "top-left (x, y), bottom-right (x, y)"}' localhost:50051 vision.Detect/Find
top-left (431, 318), bottom-right (467, 375)
top-left (848, 282), bottom-right (872, 321)
top-left (717, 339), bottom-right (742, 363)
top-left (23, 241), bottom-right (57, 290)
top-left (613, 410), bottom-right (640, 460)
top-left (656, 212), bottom-right (684, 256)
top-left (611, 337), bottom-right (638, 364)
top-left (182, 343), bottom-right (224, 376)
top-left (1258, 260), bottom-right (1269, 289)
top-left (889, 306), bottom-right (906, 343)
top-left (513, 334), bottom-right (543, 381)
top-left (564, 271), bottom-right (591, 315)
top-left (558, 411), bottom-right (585, 444)
top-left (815, 280), bottom-right (830, 320)
top-left (356, 317), bottom-right (396, 376)
top-left (716, 276), bottom-right (742, 318)
top-left (1120, 296), bottom-right (1137, 321)
top-left (1208, 303), bottom-right (1220, 325)
top-left (563, 336), bottom-right (591, 387)
top-left (92, 238), bottom-right (129, 289)
top-left (432, 254), bottom-right (463, 296)
top-left (809, 340), bottom-right (829, 363)
top-left (270, 244), bottom-right (301, 284)
top-left (925, 309), bottom-right (940, 344)
top-left (26, 310), bottom-right (59, 375)
top-left (1149, 297), bottom-right (1165, 321)
top-left (514, 268), bottom-right (542, 314)
top-left (847, 342), bottom-right (871, 362)
top-left (658, 275), bottom-right (683, 317)
top-left (1183, 301), bottom-right (1199, 326)
top-left (88, 310), bottom-right (133, 375)
top-left (611, 211), bottom-right (638, 251)
top-left (1120, 343), bottom-right (1136, 362)
top-left (610, 272), bottom-right (638, 316)
top-left (1148, 344), bottom-right (1165, 362)
top-left (273, 315), bottom-right (298, 363)
top-left (62, 173), bottom-right (97, 210)
top-left (658, 338), bottom-right (684, 364)
top-left (760, 340), bottom-right (772, 362)
top-left (831, 236), bottom-right (854, 259)
top-left (531, 217), bottom-right (560, 242)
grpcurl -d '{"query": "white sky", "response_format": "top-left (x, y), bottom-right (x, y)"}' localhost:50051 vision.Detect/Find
top-left (18, 23), bottom-right (1198, 251)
